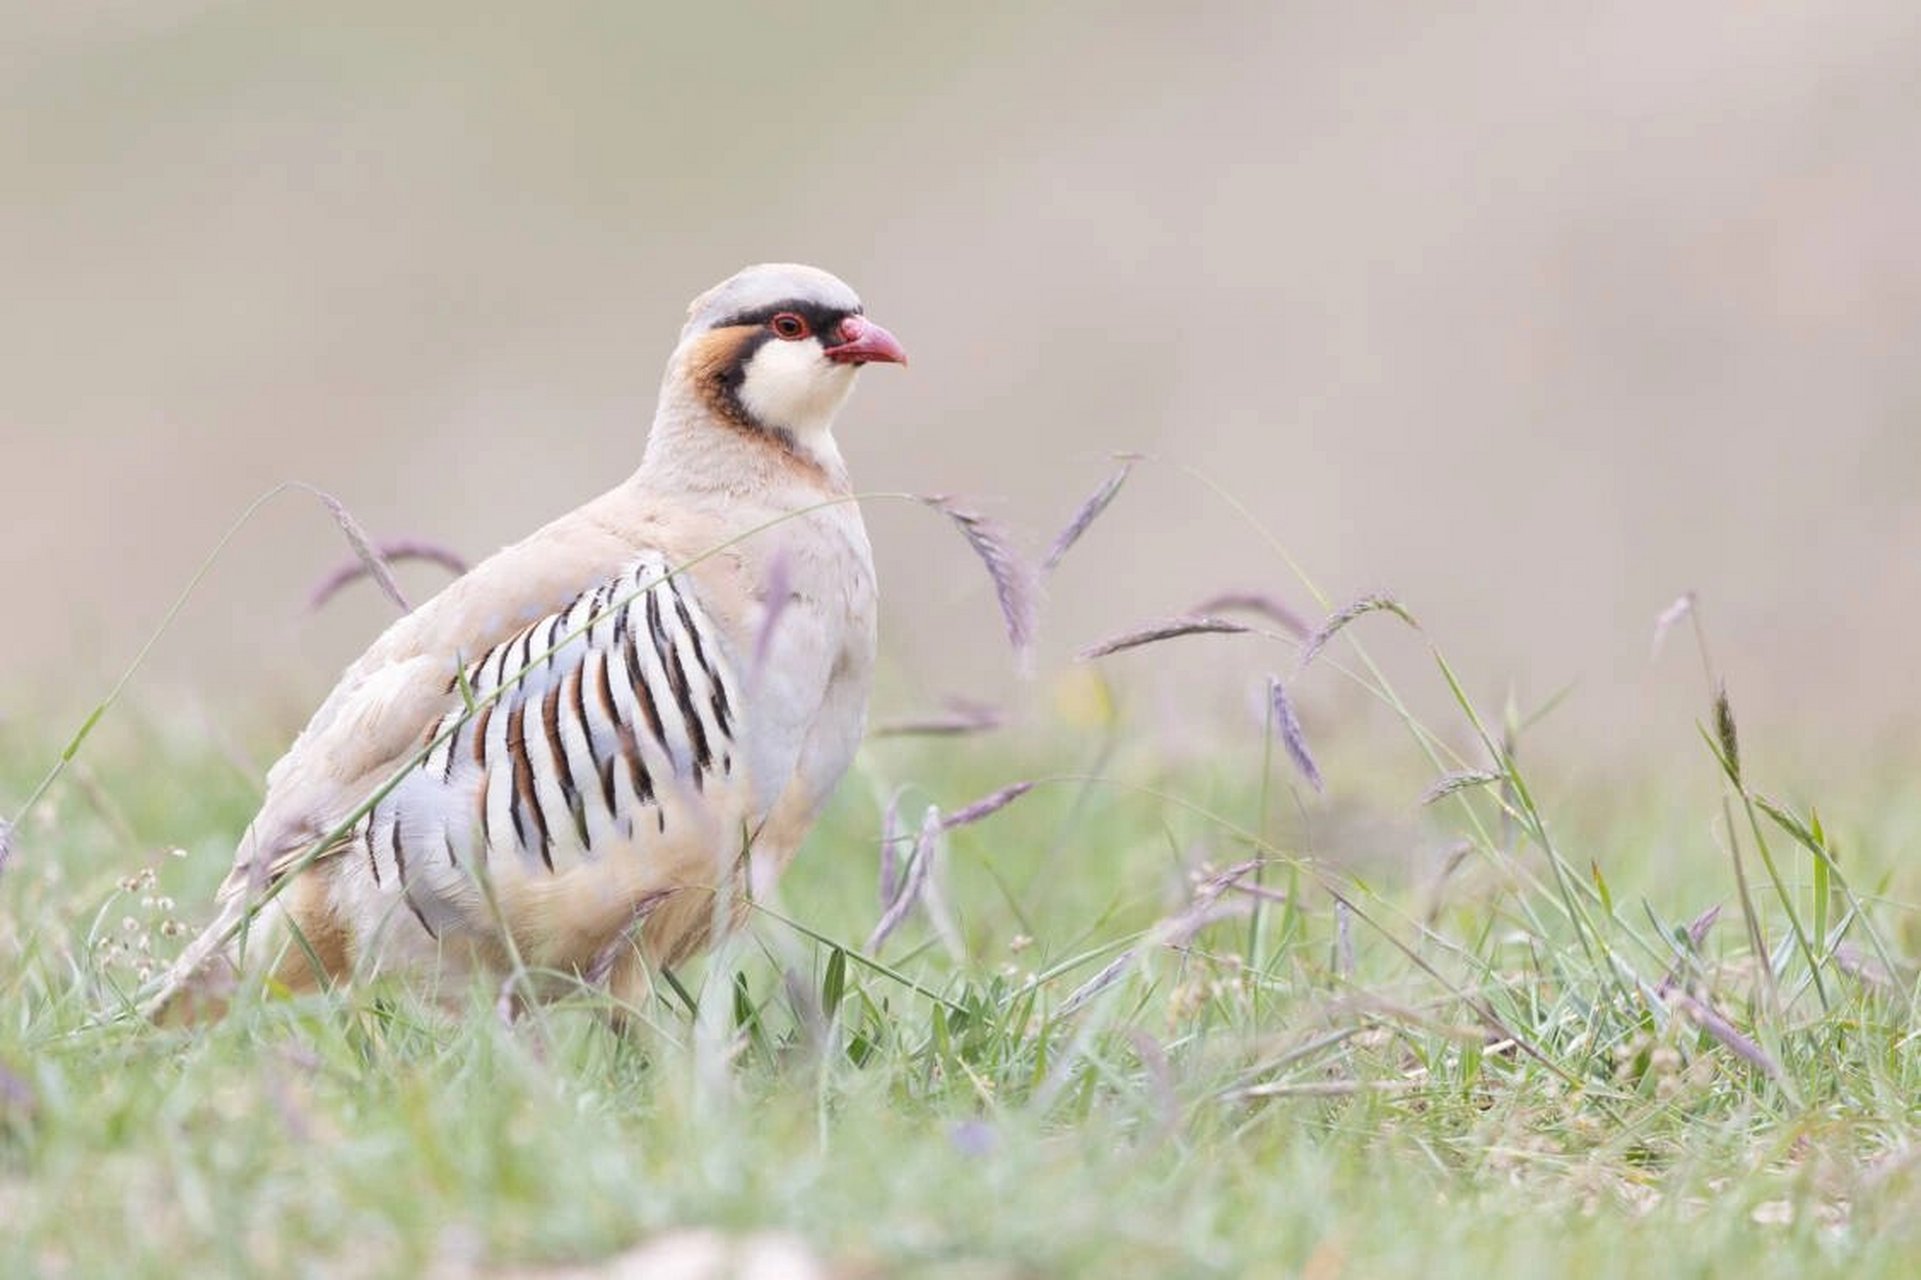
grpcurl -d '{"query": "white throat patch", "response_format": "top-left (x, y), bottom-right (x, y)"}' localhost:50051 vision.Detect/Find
top-left (736, 337), bottom-right (859, 442)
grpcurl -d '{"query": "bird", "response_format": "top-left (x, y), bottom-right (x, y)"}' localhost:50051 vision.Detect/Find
top-left (151, 262), bottom-right (906, 1017)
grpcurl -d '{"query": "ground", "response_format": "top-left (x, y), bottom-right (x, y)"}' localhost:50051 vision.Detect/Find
top-left (2, 647), bottom-right (1918, 1277)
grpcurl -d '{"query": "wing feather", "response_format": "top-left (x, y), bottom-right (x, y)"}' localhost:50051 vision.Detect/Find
top-left (220, 491), bottom-right (658, 900)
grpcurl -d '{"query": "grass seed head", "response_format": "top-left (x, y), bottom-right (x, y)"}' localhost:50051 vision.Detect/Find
top-left (1714, 682), bottom-right (1741, 785)
top-left (1299, 593), bottom-right (1419, 669)
top-left (1419, 771), bottom-right (1503, 806)
top-left (1266, 676), bottom-right (1324, 794)
top-left (1684, 903), bottom-right (1722, 951)
top-left (941, 782), bottom-right (1037, 831)
top-left (920, 496), bottom-right (1040, 668)
top-left (1078, 615), bottom-right (1250, 661)
top-left (1042, 456), bottom-right (1136, 574)
top-left (305, 486), bottom-right (415, 613)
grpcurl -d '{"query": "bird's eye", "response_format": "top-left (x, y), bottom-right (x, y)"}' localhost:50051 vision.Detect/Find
top-left (769, 313), bottom-right (810, 340)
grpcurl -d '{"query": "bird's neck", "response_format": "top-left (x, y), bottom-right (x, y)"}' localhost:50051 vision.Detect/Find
top-left (637, 370), bottom-right (852, 500)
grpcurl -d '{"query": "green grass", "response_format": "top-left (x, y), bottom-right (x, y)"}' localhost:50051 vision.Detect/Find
top-left (4, 633), bottom-right (1921, 1276)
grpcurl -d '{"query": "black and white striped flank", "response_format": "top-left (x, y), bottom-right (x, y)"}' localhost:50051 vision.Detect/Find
top-left (354, 554), bottom-right (741, 912)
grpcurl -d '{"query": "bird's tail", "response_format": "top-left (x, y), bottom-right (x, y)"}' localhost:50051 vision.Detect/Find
top-left (140, 896), bottom-right (248, 1024)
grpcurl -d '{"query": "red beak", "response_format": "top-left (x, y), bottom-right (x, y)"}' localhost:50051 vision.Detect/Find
top-left (824, 314), bottom-right (908, 366)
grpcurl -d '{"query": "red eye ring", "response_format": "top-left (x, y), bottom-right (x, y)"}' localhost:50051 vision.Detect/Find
top-left (769, 312), bottom-right (810, 340)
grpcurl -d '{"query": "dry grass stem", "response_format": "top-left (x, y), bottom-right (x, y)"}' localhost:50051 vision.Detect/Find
top-left (1299, 594), bottom-right (1419, 669)
top-left (1077, 615), bottom-right (1250, 661)
top-left (1058, 950), bottom-right (1134, 1017)
top-left (1164, 860), bottom-right (1263, 947)
top-left (1059, 859), bottom-right (1268, 1016)
top-left (1226, 879), bottom-right (1290, 906)
top-left (867, 805), bottom-right (942, 954)
top-left (917, 853), bottom-right (969, 962)
top-left (1267, 676), bottom-right (1324, 793)
top-left (309, 537), bottom-right (470, 612)
top-left (1232, 1078), bottom-right (1426, 1100)
top-left (1042, 457), bottom-right (1137, 573)
top-left (1671, 991), bottom-right (1784, 1081)
top-left (1334, 899), bottom-right (1355, 978)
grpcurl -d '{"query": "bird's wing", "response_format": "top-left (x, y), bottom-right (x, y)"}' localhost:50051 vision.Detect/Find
top-left (219, 489), bottom-right (656, 900)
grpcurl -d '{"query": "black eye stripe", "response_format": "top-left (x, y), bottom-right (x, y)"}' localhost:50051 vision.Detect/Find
top-left (715, 300), bottom-right (858, 334)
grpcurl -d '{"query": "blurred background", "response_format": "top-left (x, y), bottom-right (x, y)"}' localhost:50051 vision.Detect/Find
top-left (4, 1), bottom-right (1919, 764)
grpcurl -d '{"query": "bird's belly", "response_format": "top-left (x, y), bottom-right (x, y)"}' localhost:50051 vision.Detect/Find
top-left (339, 772), bottom-right (751, 979)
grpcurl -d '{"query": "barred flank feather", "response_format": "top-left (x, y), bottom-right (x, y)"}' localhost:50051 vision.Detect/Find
top-left (255, 552), bottom-right (741, 898)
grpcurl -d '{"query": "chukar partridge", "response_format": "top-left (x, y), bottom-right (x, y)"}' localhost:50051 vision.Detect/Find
top-left (158, 263), bottom-right (905, 1014)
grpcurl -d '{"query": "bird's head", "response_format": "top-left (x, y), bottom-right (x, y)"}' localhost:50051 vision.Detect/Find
top-left (672, 263), bottom-right (906, 454)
